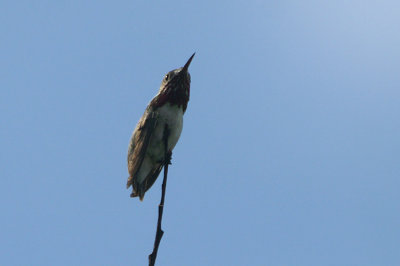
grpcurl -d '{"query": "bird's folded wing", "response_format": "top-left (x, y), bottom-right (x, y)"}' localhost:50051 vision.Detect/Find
top-left (127, 110), bottom-right (159, 181)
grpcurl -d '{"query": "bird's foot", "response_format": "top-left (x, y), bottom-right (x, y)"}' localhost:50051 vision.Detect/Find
top-left (165, 151), bottom-right (172, 165)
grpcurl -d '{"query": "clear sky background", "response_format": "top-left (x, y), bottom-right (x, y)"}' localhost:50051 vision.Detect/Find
top-left (1, 1), bottom-right (399, 265)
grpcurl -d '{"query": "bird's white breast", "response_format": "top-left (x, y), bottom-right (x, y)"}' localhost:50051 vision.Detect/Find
top-left (158, 103), bottom-right (183, 147)
top-left (148, 103), bottom-right (183, 160)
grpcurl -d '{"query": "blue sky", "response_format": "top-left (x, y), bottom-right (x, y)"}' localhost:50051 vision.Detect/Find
top-left (1, 0), bottom-right (399, 265)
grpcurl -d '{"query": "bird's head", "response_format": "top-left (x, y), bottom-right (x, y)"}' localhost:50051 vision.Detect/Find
top-left (160, 53), bottom-right (194, 94)
top-left (153, 53), bottom-right (195, 112)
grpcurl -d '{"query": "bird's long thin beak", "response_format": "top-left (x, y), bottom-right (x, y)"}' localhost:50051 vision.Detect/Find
top-left (181, 53), bottom-right (195, 73)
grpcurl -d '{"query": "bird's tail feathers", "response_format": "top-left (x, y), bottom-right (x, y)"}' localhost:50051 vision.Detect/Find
top-left (127, 176), bottom-right (145, 201)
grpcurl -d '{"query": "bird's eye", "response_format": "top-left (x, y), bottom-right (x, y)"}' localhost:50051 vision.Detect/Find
top-left (164, 74), bottom-right (169, 81)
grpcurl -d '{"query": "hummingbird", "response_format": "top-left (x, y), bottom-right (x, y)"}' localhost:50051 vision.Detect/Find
top-left (127, 53), bottom-right (195, 200)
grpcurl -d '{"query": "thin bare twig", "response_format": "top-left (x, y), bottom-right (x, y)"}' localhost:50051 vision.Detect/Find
top-left (148, 125), bottom-right (170, 266)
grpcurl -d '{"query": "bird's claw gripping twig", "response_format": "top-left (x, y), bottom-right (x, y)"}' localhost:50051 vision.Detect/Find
top-left (165, 151), bottom-right (172, 165)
